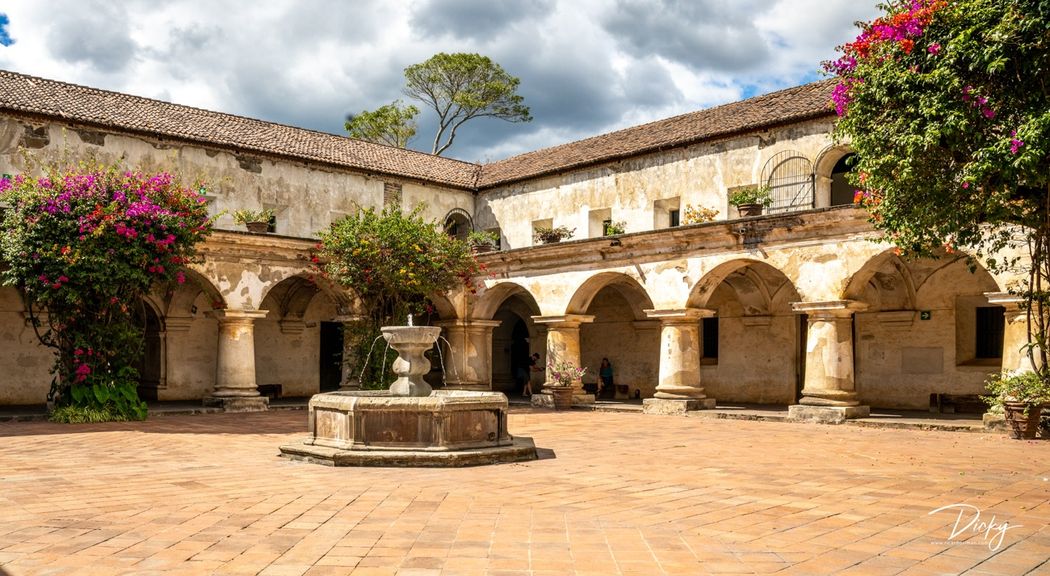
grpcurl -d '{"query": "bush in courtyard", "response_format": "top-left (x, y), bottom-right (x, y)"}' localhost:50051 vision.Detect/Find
top-left (0, 163), bottom-right (213, 421)
top-left (315, 205), bottom-right (481, 388)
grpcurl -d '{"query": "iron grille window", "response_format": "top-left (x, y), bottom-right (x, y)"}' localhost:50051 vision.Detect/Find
top-left (761, 151), bottom-right (814, 214)
top-left (975, 307), bottom-right (1005, 359)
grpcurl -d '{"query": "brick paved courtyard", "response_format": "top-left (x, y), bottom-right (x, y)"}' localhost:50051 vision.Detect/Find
top-left (0, 409), bottom-right (1048, 575)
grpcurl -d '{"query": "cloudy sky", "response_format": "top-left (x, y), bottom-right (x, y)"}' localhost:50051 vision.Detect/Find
top-left (0, 1), bottom-right (879, 163)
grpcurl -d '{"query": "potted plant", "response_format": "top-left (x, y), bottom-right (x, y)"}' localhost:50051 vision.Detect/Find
top-left (728, 185), bottom-right (773, 217)
top-left (466, 229), bottom-right (499, 253)
top-left (546, 360), bottom-right (586, 410)
top-left (603, 220), bottom-right (626, 236)
top-left (682, 204), bottom-right (719, 224)
top-left (233, 208), bottom-right (275, 233)
top-left (983, 370), bottom-right (1050, 439)
top-left (534, 225), bottom-right (575, 244)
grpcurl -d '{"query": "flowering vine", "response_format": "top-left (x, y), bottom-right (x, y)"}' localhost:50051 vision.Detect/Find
top-left (0, 163), bottom-right (213, 421)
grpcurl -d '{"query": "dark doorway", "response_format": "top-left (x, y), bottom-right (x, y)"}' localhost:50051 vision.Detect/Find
top-left (319, 322), bottom-right (344, 392)
top-left (508, 319), bottom-right (530, 396)
top-left (796, 313), bottom-right (808, 403)
top-left (134, 302), bottom-right (163, 401)
top-left (830, 153), bottom-right (858, 206)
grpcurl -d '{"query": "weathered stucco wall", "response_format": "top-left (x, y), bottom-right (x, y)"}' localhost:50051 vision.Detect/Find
top-left (476, 119), bottom-right (839, 249)
top-left (0, 116), bottom-right (474, 239)
top-left (0, 287), bottom-right (53, 405)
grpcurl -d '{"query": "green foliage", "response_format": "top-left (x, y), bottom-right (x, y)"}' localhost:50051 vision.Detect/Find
top-left (0, 162), bottom-right (212, 421)
top-left (466, 229), bottom-right (499, 249)
top-left (403, 52), bottom-right (532, 156)
top-left (344, 100), bottom-right (420, 148)
top-left (315, 205), bottom-right (481, 388)
top-left (728, 185), bottom-right (773, 207)
top-left (603, 221), bottom-right (626, 236)
top-left (984, 370), bottom-right (1050, 413)
top-left (232, 208), bottom-right (274, 225)
top-left (829, 0), bottom-right (1050, 372)
top-left (534, 225), bottom-right (575, 244)
top-left (49, 404), bottom-right (130, 423)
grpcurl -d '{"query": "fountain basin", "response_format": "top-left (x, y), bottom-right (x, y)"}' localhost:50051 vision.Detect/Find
top-left (279, 389), bottom-right (537, 467)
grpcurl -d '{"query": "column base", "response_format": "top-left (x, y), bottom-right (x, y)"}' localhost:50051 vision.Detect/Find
top-left (203, 396), bottom-right (269, 413)
top-left (643, 397), bottom-right (717, 415)
top-left (530, 393), bottom-right (595, 408)
top-left (788, 404), bottom-right (869, 424)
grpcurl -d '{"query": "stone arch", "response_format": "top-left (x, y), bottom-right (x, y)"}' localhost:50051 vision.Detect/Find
top-left (443, 208), bottom-right (473, 242)
top-left (687, 259), bottom-right (802, 405)
top-left (845, 249), bottom-right (1004, 410)
top-left (483, 283), bottom-right (543, 396)
top-left (473, 281), bottom-right (542, 320)
top-left (813, 144), bottom-right (855, 208)
top-left (167, 268), bottom-right (227, 317)
top-left (569, 272), bottom-right (658, 398)
top-left (566, 272), bottom-right (654, 320)
top-left (256, 273), bottom-right (352, 396)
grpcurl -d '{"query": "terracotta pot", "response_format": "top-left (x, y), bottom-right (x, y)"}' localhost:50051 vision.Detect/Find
top-left (549, 386), bottom-right (574, 410)
top-left (471, 243), bottom-right (496, 254)
top-left (245, 221), bottom-right (270, 233)
top-left (737, 203), bottom-right (764, 217)
top-left (1003, 401), bottom-right (1042, 439)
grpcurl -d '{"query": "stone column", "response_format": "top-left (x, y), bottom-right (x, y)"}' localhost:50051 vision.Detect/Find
top-left (642, 309), bottom-right (717, 414)
top-left (532, 314), bottom-right (595, 406)
top-left (985, 292), bottom-right (1039, 373)
top-left (435, 319), bottom-right (502, 390)
top-left (204, 309), bottom-right (269, 412)
top-left (789, 300), bottom-right (870, 423)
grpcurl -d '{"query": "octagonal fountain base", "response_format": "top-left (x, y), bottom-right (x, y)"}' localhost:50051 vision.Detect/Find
top-left (278, 390), bottom-right (537, 467)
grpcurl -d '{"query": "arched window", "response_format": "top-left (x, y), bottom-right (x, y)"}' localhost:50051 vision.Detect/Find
top-left (443, 208), bottom-right (472, 241)
top-left (761, 150), bottom-right (814, 214)
top-left (830, 153), bottom-right (858, 206)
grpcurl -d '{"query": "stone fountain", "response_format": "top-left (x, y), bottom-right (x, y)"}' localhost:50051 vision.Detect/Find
top-left (279, 321), bottom-right (537, 467)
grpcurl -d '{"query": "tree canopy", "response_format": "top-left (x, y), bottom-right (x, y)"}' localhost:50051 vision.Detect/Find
top-left (344, 100), bottom-right (420, 148)
top-left (314, 205), bottom-right (481, 387)
top-left (345, 53), bottom-right (532, 156)
top-left (828, 0), bottom-right (1050, 367)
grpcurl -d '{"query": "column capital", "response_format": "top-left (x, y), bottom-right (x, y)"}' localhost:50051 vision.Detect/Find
top-left (214, 309), bottom-right (269, 322)
top-left (984, 291), bottom-right (1023, 309)
top-left (791, 300), bottom-right (867, 317)
top-left (165, 316), bottom-right (194, 332)
top-left (531, 314), bottom-right (595, 327)
top-left (644, 308), bottom-right (716, 321)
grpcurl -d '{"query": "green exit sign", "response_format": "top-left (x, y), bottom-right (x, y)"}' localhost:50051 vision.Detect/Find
top-left (920, 311), bottom-right (932, 320)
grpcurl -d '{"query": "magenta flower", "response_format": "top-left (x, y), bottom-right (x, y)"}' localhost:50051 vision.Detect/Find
top-left (927, 43), bottom-right (940, 54)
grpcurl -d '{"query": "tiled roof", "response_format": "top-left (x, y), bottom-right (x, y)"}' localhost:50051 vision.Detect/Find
top-left (0, 70), bottom-right (836, 192)
top-left (0, 70), bottom-right (481, 189)
top-left (476, 80), bottom-right (837, 189)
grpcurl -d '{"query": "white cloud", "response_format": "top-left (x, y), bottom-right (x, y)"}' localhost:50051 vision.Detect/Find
top-left (0, 0), bottom-right (881, 161)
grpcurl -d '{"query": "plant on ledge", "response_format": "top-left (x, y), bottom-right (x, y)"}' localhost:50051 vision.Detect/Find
top-left (603, 220), bottom-right (626, 236)
top-left (466, 229), bottom-right (499, 253)
top-left (233, 208), bottom-right (274, 233)
top-left (534, 225), bottom-right (575, 244)
top-left (0, 163), bottom-right (213, 422)
top-left (682, 204), bottom-right (719, 224)
top-left (728, 185), bottom-right (773, 211)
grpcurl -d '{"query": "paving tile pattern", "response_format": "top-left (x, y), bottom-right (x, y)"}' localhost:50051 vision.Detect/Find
top-left (0, 409), bottom-right (1047, 575)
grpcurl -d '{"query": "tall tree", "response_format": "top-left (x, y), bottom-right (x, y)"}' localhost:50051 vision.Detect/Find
top-left (345, 53), bottom-right (532, 156)
top-left (344, 100), bottom-right (419, 148)
top-left (827, 0), bottom-right (1050, 367)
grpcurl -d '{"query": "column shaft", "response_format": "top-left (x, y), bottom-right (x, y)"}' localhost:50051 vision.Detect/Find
top-left (211, 309), bottom-right (268, 398)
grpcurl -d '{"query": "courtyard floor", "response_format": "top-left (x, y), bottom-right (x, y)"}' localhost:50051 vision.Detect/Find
top-left (0, 408), bottom-right (1047, 576)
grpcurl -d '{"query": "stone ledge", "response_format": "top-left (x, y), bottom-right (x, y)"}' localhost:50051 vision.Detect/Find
top-left (278, 436), bottom-right (538, 467)
top-left (643, 398), bottom-right (717, 415)
top-left (203, 396), bottom-right (269, 413)
top-left (788, 404), bottom-right (869, 424)
top-left (530, 392), bottom-right (595, 408)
